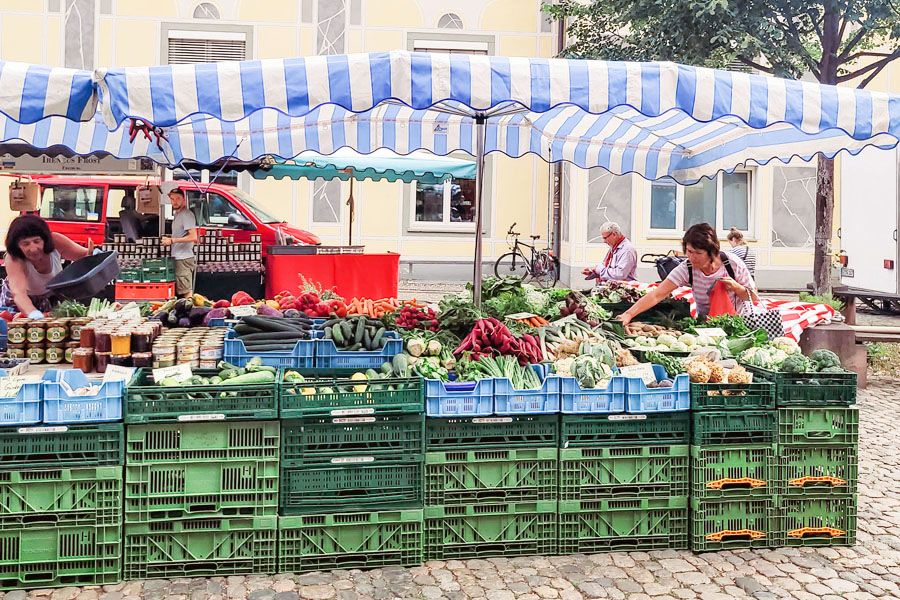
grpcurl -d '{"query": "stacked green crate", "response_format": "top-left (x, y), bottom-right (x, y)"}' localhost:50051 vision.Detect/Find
top-left (423, 415), bottom-right (558, 559)
top-left (123, 421), bottom-right (279, 579)
top-left (277, 375), bottom-right (425, 571)
top-left (0, 424), bottom-right (125, 589)
top-left (559, 412), bottom-right (690, 552)
top-left (690, 382), bottom-right (778, 552)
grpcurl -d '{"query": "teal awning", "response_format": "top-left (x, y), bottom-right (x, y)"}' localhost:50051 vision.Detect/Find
top-left (251, 148), bottom-right (476, 183)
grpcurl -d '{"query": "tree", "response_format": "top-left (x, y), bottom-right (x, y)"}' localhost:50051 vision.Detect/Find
top-left (545, 0), bottom-right (900, 294)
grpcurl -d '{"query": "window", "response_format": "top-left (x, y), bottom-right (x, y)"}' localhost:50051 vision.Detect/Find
top-left (647, 171), bottom-right (753, 236)
top-left (40, 186), bottom-right (104, 222)
top-left (438, 13), bottom-right (464, 29)
top-left (167, 29), bottom-right (247, 64)
top-left (193, 2), bottom-right (220, 19)
top-left (413, 178), bottom-right (477, 226)
top-left (312, 179), bottom-right (342, 224)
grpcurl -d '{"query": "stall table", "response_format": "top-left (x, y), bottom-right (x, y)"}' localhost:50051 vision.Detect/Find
top-left (266, 250), bottom-right (399, 299)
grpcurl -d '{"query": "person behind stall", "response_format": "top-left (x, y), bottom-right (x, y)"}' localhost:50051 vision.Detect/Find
top-left (118, 192), bottom-right (147, 243)
top-left (0, 215), bottom-right (95, 319)
top-left (619, 223), bottom-right (756, 325)
top-left (161, 188), bottom-right (198, 298)
top-left (726, 227), bottom-right (757, 277)
top-left (582, 221), bottom-right (637, 282)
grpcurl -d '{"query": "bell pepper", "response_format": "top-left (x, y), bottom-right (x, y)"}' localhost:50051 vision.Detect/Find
top-left (213, 299), bottom-right (231, 309)
top-left (231, 291), bottom-right (255, 306)
top-left (265, 300), bottom-right (280, 310)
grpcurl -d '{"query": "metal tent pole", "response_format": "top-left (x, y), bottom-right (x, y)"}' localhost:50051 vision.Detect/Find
top-left (472, 113), bottom-right (487, 307)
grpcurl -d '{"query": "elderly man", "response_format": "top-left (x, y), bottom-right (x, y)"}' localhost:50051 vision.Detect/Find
top-left (583, 222), bottom-right (638, 282)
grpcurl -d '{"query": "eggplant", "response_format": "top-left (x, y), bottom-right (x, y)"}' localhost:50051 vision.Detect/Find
top-left (189, 307), bottom-right (212, 326)
top-left (178, 317), bottom-right (191, 328)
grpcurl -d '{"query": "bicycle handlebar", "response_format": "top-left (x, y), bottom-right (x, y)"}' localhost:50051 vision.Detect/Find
top-left (507, 222), bottom-right (520, 237)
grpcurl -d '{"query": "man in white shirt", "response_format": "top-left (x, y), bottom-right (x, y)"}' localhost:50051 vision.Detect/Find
top-left (583, 222), bottom-right (638, 283)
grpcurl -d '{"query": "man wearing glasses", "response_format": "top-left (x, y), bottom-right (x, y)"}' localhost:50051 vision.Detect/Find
top-left (582, 222), bottom-right (638, 283)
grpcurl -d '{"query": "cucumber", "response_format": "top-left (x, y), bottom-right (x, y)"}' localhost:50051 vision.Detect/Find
top-left (363, 328), bottom-right (373, 351)
top-left (354, 318), bottom-right (366, 344)
top-left (372, 327), bottom-right (386, 347)
top-left (348, 342), bottom-right (363, 351)
top-left (323, 318), bottom-right (341, 328)
top-left (331, 325), bottom-right (345, 345)
top-left (324, 328), bottom-right (333, 340)
top-left (340, 322), bottom-right (353, 345)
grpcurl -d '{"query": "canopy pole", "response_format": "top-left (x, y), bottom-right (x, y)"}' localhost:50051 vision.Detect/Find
top-left (346, 177), bottom-right (355, 246)
top-left (472, 113), bottom-right (487, 307)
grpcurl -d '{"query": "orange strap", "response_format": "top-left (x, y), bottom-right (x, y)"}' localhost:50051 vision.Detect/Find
top-left (788, 527), bottom-right (845, 539)
top-left (706, 529), bottom-right (766, 542)
top-left (789, 475), bottom-right (847, 488)
top-left (706, 477), bottom-right (767, 490)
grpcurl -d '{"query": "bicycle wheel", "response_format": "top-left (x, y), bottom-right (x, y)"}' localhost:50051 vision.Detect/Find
top-left (494, 251), bottom-right (531, 281)
top-left (531, 254), bottom-right (560, 288)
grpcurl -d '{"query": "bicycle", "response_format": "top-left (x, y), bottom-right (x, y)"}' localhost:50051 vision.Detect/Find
top-left (494, 223), bottom-right (560, 288)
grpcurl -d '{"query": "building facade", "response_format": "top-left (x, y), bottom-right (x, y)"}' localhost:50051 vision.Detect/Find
top-left (0, 0), bottom-right (895, 289)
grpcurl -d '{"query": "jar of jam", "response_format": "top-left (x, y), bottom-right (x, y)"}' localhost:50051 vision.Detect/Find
top-left (45, 345), bottom-right (64, 364)
top-left (27, 346), bottom-right (45, 364)
top-left (69, 318), bottom-right (89, 342)
top-left (26, 321), bottom-right (47, 344)
top-left (110, 354), bottom-right (132, 367)
top-left (6, 344), bottom-right (25, 359)
top-left (111, 332), bottom-right (131, 356)
top-left (132, 352), bottom-right (152, 368)
top-left (94, 351), bottom-right (111, 373)
top-left (132, 328), bottom-right (153, 353)
top-left (64, 342), bottom-right (79, 364)
top-left (8, 321), bottom-right (27, 344)
top-left (72, 348), bottom-right (94, 373)
top-left (46, 320), bottom-right (67, 343)
top-left (79, 324), bottom-right (95, 349)
top-left (94, 329), bottom-right (112, 353)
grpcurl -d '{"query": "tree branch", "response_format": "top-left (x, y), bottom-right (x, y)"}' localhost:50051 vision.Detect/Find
top-left (737, 55), bottom-right (775, 74)
top-left (836, 27), bottom-right (871, 62)
top-left (837, 49), bottom-right (900, 85)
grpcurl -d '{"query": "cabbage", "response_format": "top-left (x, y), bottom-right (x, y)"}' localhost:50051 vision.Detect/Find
top-left (635, 336), bottom-right (650, 346)
top-left (657, 334), bottom-right (678, 348)
top-left (670, 341), bottom-right (689, 352)
top-left (678, 333), bottom-right (697, 348)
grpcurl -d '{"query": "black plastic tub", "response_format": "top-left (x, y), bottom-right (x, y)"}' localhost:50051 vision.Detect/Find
top-left (46, 250), bottom-right (120, 299)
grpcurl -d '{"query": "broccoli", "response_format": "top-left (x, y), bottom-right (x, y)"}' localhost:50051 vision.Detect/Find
top-left (810, 349), bottom-right (841, 371)
top-left (819, 365), bottom-right (847, 374)
top-left (781, 353), bottom-right (811, 374)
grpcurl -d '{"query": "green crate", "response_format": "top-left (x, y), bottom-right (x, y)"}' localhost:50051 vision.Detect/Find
top-left (125, 369), bottom-right (278, 423)
top-left (560, 412), bottom-right (689, 448)
top-left (424, 502), bottom-right (557, 560)
top-left (744, 365), bottom-right (857, 406)
top-left (426, 415), bottom-right (559, 450)
top-left (559, 445), bottom-right (689, 501)
top-left (279, 371), bottom-right (423, 418)
top-left (777, 444), bottom-right (858, 497)
top-left (776, 495), bottom-right (857, 547)
top-left (125, 460), bottom-right (278, 522)
top-left (0, 520), bottom-right (121, 590)
top-left (124, 516), bottom-right (276, 580)
top-left (282, 414), bottom-right (424, 466)
top-left (141, 258), bottom-right (174, 282)
top-left (279, 510), bottom-right (423, 573)
top-left (691, 410), bottom-right (777, 446)
top-left (691, 444), bottom-right (776, 499)
top-left (778, 407), bottom-right (859, 446)
top-left (0, 423), bottom-right (123, 469)
top-left (558, 496), bottom-right (688, 553)
top-left (280, 460), bottom-right (423, 514)
top-left (118, 268), bottom-right (143, 283)
top-left (0, 467), bottom-right (121, 523)
top-left (125, 421), bottom-right (279, 464)
top-left (690, 381), bottom-right (775, 410)
top-left (690, 496), bottom-right (776, 552)
top-left (424, 448), bottom-right (558, 505)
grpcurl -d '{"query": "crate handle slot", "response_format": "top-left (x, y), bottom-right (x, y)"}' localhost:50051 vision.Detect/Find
top-left (706, 477), bottom-right (767, 490)
top-left (789, 475), bottom-right (847, 488)
top-left (22, 571), bottom-right (55, 583)
top-left (788, 526), bottom-right (845, 539)
top-left (803, 431), bottom-right (835, 439)
top-left (706, 529), bottom-right (766, 542)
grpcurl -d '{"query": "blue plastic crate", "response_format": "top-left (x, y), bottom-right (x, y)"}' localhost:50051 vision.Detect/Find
top-left (223, 329), bottom-right (315, 369)
top-left (425, 379), bottom-right (494, 417)
top-left (314, 333), bottom-right (402, 370)
top-left (0, 319), bottom-right (7, 352)
top-left (0, 373), bottom-right (41, 426)
top-left (494, 367), bottom-right (561, 415)
top-left (41, 369), bottom-right (123, 424)
top-left (624, 365), bottom-right (690, 413)
top-left (560, 375), bottom-right (626, 414)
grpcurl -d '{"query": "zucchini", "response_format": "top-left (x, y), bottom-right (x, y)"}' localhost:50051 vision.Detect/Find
top-left (234, 324), bottom-right (263, 335)
top-left (239, 332), bottom-right (309, 342)
top-left (331, 325), bottom-right (344, 345)
top-left (239, 343), bottom-right (299, 352)
top-left (354, 318), bottom-right (366, 344)
top-left (243, 316), bottom-right (303, 333)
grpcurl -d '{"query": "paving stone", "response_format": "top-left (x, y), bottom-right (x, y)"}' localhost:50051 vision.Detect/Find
top-left (735, 577), bottom-right (765, 595)
top-left (298, 585), bottom-right (336, 600)
top-left (659, 559), bottom-right (696, 574)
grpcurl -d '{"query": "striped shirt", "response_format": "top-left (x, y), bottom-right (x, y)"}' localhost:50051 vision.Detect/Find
top-left (666, 253), bottom-right (755, 318)
top-left (727, 245), bottom-right (757, 277)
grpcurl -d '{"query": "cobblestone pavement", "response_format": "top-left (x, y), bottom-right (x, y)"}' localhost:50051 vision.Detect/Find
top-left (3, 378), bottom-right (897, 600)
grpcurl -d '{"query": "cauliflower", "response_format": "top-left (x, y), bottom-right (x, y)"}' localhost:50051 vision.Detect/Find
top-left (678, 333), bottom-right (697, 348)
top-left (687, 361), bottom-right (712, 383)
top-left (769, 348), bottom-right (789, 368)
top-left (740, 347), bottom-right (773, 369)
top-left (634, 336), bottom-right (650, 346)
top-left (523, 284), bottom-right (548, 314)
top-left (727, 366), bottom-right (752, 384)
top-left (670, 341), bottom-right (690, 352)
top-left (771, 337), bottom-right (801, 355)
top-left (554, 357), bottom-right (575, 377)
top-left (657, 334), bottom-right (678, 348)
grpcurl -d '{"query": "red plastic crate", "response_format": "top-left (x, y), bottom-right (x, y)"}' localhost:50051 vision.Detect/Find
top-left (115, 282), bottom-right (175, 301)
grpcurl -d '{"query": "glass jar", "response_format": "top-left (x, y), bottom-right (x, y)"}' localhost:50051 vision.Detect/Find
top-left (94, 351), bottom-right (111, 374)
top-left (132, 352), bottom-right (152, 368)
top-left (72, 348), bottom-right (94, 373)
top-left (111, 331), bottom-right (131, 355)
top-left (79, 325), bottom-right (95, 349)
top-left (131, 328), bottom-right (153, 353)
top-left (6, 344), bottom-right (25, 359)
top-left (27, 346), bottom-right (45, 363)
top-left (46, 320), bottom-right (67, 343)
top-left (45, 344), bottom-right (64, 364)
top-left (8, 321), bottom-right (27, 344)
top-left (110, 354), bottom-right (132, 367)
top-left (26, 321), bottom-right (46, 344)
top-left (64, 342), bottom-right (79, 364)
top-left (94, 329), bottom-right (112, 353)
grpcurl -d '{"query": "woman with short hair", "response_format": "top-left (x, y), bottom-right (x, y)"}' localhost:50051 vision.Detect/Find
top-left (726, 227), bottom-right (757, 277)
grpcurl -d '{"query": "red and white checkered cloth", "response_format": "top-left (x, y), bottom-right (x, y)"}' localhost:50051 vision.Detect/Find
top-left (621, 282), bottom-right (836, 342)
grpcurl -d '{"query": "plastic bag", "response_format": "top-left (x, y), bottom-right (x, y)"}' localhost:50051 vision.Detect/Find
top-left (707, 280), bottom-right (737, 317)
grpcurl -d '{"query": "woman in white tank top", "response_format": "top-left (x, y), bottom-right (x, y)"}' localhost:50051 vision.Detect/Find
top-left (1, 215), bottom-right (93, 319)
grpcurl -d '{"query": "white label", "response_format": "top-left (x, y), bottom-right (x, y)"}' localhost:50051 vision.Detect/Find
top-left (505, 312), bottom-right (537, 320)
top-left (841, 267), bottom-right (855, 278)
top-left (619, 363), bottom-right (658, 386)
top-left (607, 414), bottom-right (647, 421)
top-left (152, 363), bottom-right (193, 383)
top-left (103, 365), bottom-right (135, 383)
top-left (109, 304), bottom-right (142, 322)
top-left (229, 305), bottom-right (258, 317)
top-left (178, 413), bottom-right (226, 422)
top-left (332, 417), bottom-right (376, 424)
top-left (0, 376), bottom-right (29, 397)
top-left (472, 417), bottom-right (513, 424)
top-left (330, 456), bottom-right (375, 464)
top-left (18, 425), bottom-right (68, 434)
top-left (695, 327), bottom-right (728, 344)
top-left (330, 408), bottom-right (375, 416)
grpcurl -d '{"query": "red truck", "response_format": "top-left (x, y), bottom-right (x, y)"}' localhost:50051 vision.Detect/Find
top-left (18, 176), bottom-right (319, 251)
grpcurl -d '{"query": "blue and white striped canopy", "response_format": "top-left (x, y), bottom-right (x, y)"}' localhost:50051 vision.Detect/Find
top-left (3, 52), bottom-right (899, 184)
top-left (0, 60), bottom-right (96, 124)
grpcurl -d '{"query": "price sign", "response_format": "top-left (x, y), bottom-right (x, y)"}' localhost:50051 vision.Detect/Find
top-left (152, 363), bottom-right (192, 383)
top-left (619, 363), bottom-right (658, 386)
top-left (228, 305), bottom-right (257, 317)
top-left (108, 304), bottom-right (142, 322)
top-left (695, 327), bottom-right (727, 345)
top-left (103, 365), bottom-right (135, 383)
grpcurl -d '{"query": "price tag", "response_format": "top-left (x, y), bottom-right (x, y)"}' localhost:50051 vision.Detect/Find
top-left (330, 456), bottom-right (375, 464)
top-left (695, 327), bottom-right (727, 344)
top-left (18, 425), bottom-right (68, 434)
top-left (472, 417), bottom-right (513, 424)
top-left (103, 365), bottom-right (135, 383)
top-left (178, 414), bottom-right (226, 422)
top-left (152, 363), bottom-right (193, 383)
top-left (619, 363), bottom-right (658, 386)
top-left (505, 312), bottom-right (537, 320)
top-left (0, 376), bottom-right (29, 397)
top-left (108, 304), bottom-right (142, 322)
top-left (229, 305), bottom-right (257, 317)
top-left (607, 414), bottom-right (647, 421)
top-left (332, 417), bottom-right (376, 424)
top-left (330, 408), bottom-right (375, 417)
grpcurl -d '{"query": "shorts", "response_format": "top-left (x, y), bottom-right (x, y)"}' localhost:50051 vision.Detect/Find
top-left (174, 257), bottom-right (196, 296)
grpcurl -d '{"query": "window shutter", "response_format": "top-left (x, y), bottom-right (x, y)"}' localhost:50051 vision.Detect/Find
top-left (167, 38), bottom-right (246, 64)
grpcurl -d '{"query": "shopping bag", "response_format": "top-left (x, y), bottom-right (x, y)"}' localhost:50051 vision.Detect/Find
top-left (740, 296), bottom-right (785, 340)
top-left (707, 280), bottom-right (737, 317)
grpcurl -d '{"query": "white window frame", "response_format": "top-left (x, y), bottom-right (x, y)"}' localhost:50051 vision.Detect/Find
top-left (408, 178), bottom-right (478, 233)
top-left (644, 169), bottom-right (756, 240)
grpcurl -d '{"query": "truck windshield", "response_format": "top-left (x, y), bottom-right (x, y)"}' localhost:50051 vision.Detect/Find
top-left (230, 189), bottom-right (282, 224)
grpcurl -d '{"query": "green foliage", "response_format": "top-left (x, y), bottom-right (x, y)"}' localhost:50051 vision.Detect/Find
top-left (781, 353), bottom-right (812, 373)
top-left (799, 291), bottom-right (845, 311)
